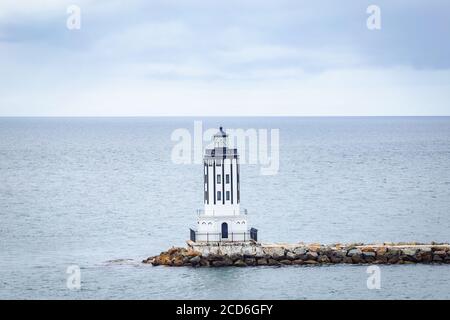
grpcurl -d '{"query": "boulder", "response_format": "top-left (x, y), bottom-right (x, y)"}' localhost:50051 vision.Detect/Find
top-left (432, 246), bottom-right (448, 252)
top-left (200, 259), bottom-right (210, 267)
top-left (167, 247), bottom-right (181, 255)
top-left (330, 255), bottom-right (343, 263)
top-left (185, 249), bottom-right (201, 257)
top-left (267, 258), bottom-right (281, 266)
top-left (286, 251), bottom-right (297, 260)
top-left (207, 254), bottom-right (223, 261)
top-left (172, 256), bottom-right (184, 266)
top-left (375, 255), bottom-right (388, 263)
top-left (142, 257), bottom-right (151, 264)
top-left (190, 256), bottom-right (201, 265)
top-left (351, 254), bottom-right (362, 263)
top-left (421, 253), bottom-right (433, 263)
top-left (156, 253), bottom-right (172, 265)
top-left (343, 257), bottom-right (353, 264)
top-left (388, 256), bottom-right (399, 264)
top-left (306, 251), bottom-right (318, 260)
top-left (223, 256), bottom-right (234, 266)
top-left (234, 259), bottom-right (247, 267)
top-left (257, 258), bottom-right (268, 265)
top-left (264, 247), bottom-right (285, 259)
top-left (296, 254), bottom-right (308, 261)
top-left (434, 251), bottom-right (447, 257)
top-left (294, 247), bottom-right (307, 256)
top-left (280, 259), bottom-right (292, 265)
top-left (401, 254), bottom-right (417, 262)
top-left (402, 249), bottom-right (417, 256)
top-left (242, 245), bottom-right (257, 257)
top-left (292, 259), bottom-right (304, 265)
top-left (182, 256), bottom-right (192, 264)
top-left (362, 251), bottom-right (376, 262)
top-left (244, 258), bottom-right (256, 266)
top-left (363, 251), bottom-right (376, 258)
top-left (376, 247), bottom-right (387, 256)
top-left (317, 255), bottom-right (330, 263)
top-left (308, 244), bottom-right (321, 252)
top-left (347, 248), bottom-right (362, 256)
top-left (332, 250), bottom-right (346, 259)
top-left (387, 248), bottom-right (400, 256)
top-left (212, 260), bottom-right (227, 267)
top-left (318, 246), bottom-right (333, 256)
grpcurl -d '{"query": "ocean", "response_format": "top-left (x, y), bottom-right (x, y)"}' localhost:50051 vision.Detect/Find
top-left (0, 117), bottom-right (449, 299)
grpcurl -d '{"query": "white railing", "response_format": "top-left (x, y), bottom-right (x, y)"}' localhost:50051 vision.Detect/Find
top-left (196, 208), bottom-right (248, 216)
top-left (190, 228), bottom-right (258, 242)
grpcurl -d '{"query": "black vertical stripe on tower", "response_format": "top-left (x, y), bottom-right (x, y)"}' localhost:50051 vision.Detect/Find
top-left (237, 162), bottom-right (240, 203)
top-left (204, 162), bottom-right (206, 203)
top-left (222, 160), bottom-right (225, 204)
top-left (205, 161), bottom-right (209, 204)
top-left (213, 161), bottom-right (216, 205)
top-left (230, 160), bottom-right (234, 204)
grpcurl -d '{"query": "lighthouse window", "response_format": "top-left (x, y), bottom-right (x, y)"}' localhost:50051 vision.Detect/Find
top-left (226, 191), bottom-right (230, 200)
top-left (217, 191), bottom-right (221, 201)
top-left (226, 174), bottom-right (230, 184)
top-left (217, 175), bottom-right (221, 183)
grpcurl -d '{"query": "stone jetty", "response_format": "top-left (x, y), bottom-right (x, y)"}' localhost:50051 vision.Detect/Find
top-left (142, 241), bottom-right (450, 267)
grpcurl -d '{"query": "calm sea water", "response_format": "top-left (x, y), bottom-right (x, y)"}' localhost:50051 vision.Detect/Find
top-left (0, 117), bottom-right (449, 299)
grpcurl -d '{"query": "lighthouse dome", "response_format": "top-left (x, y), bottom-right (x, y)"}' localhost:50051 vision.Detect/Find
top-left (213, 126), bottom-right (228, 148)
top-left (214, 126), bottom-right (228, 138)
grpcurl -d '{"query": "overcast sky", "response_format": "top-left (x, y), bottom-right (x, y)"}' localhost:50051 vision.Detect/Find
top-left (0, 0), bottom-right (449, 116)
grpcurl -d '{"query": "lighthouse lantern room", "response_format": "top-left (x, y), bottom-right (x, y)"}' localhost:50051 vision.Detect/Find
top-left (190, 127), bottom-right (258, 243)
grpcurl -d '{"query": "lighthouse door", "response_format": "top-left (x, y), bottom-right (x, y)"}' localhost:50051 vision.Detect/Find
top-left (221, 222), bottom-right (228, 239)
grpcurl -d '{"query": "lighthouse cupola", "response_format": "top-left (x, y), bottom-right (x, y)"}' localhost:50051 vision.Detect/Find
top-left (214, 126), bottom-right (228, 148)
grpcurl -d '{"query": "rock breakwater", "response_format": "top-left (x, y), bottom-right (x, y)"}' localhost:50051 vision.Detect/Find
top-left (142, 241), bottom-right (450, 267)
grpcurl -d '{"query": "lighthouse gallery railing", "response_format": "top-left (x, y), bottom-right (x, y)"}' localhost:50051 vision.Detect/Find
top-left (190, 228), bottom-right (258, 243)
top-left (196, 208), bottom-right (248, 216)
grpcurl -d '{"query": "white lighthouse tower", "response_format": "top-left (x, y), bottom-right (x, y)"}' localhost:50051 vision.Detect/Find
top-left (190, 127), bottom-right (258, 243)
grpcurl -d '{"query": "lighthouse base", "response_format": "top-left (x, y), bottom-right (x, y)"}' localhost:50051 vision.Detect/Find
top-left (187, 240), bottom-right (263, 257)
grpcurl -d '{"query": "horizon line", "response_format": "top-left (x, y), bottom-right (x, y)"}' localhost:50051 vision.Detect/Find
top-left (1, 115), bottom-right (450, 118)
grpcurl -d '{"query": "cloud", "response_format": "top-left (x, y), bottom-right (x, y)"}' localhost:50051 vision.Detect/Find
top-left (93, 21), bottom-right (193, 57)
top-left (0, 0), bottom-right (449, 115)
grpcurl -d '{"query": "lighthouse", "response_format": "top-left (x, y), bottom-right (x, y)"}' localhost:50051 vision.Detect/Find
top-left (190, 127), bottom-right (258, 243)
